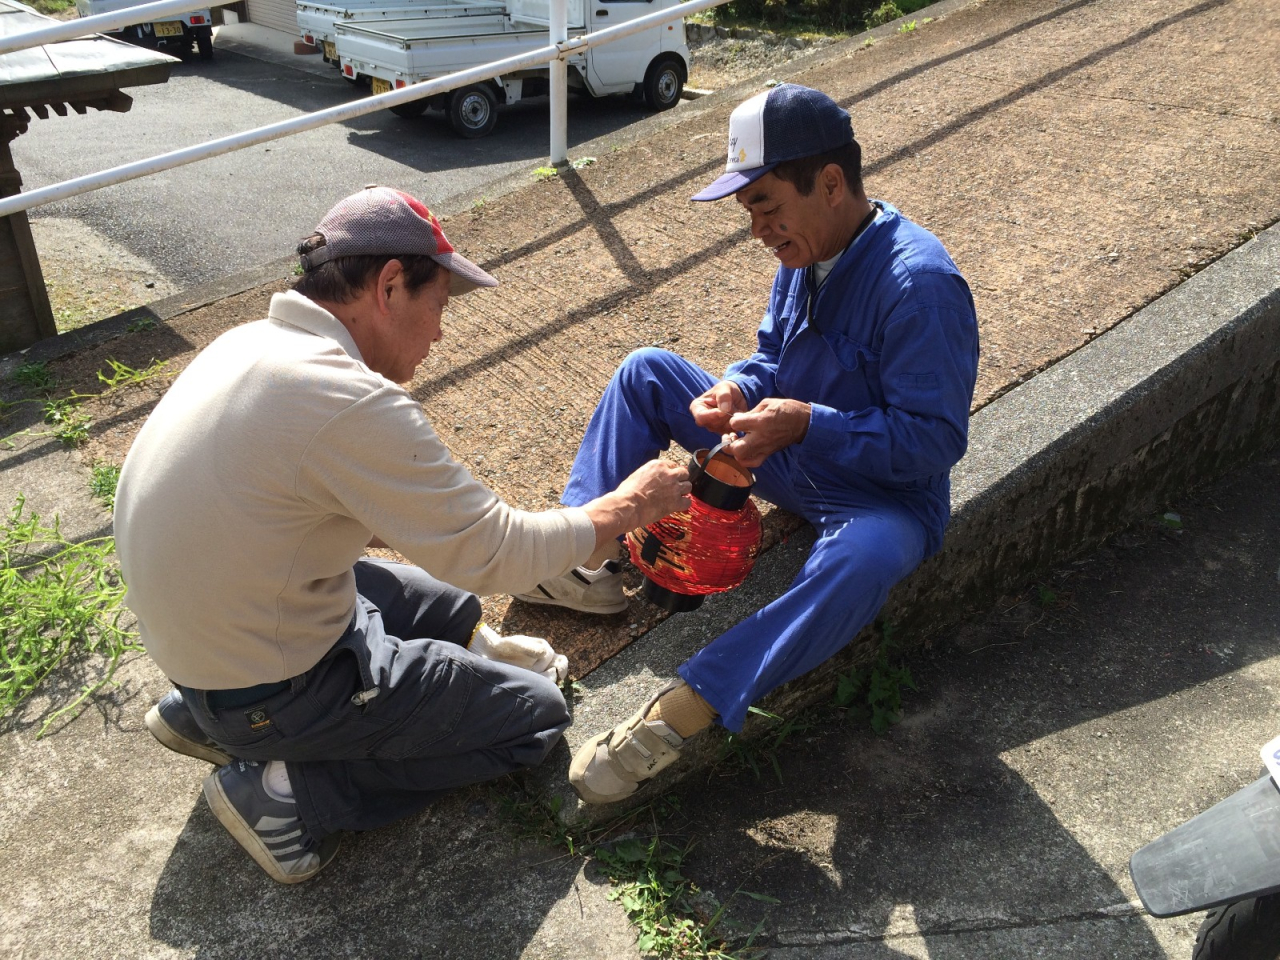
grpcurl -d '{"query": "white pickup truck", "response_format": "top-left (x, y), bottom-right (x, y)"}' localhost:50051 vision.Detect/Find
top-left (76, 0), bottom-right (215, 59)
top-left (330, 0), bottom-right (688, 137)
top-left (296, 0), bottom-right (505, 67)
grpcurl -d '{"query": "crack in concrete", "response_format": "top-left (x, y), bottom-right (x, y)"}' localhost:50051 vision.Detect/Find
top-left (773, 900), bottom-right (1147, 948)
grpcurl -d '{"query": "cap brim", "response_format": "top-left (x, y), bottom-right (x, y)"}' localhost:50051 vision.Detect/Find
top-left (690, 163), bottom-right (777, 202)
top-left (434, 251), bottom-right (498, 296)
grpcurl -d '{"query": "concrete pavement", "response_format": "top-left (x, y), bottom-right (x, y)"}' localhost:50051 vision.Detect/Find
top-left (2, 0), bottom-right (1280, 954)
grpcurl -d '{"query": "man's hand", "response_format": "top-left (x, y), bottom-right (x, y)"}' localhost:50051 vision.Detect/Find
top-left (690, 380), bottom-right (748, 433)
top-left (581, 459), bottom-right (691, 552)
top-left (614, 459), bottom-right (693, 528)
top-left (721, 398), bottom-right (812, 468)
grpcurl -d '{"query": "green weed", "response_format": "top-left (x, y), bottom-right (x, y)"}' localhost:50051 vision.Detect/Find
top-left (28, 0), bottom-right (74, 13)
top-left (89, 463), bottom-right (122, 511)
top-left (597, 835), bottom-right (770, 958)
top-left (494, 788), bottom-right (766, 958)
top-left (898, 19), bottom-right (918, 33)
top-left (833, 623), bottom-right (917, 734)
top-left (571, 156), bottom-right (598, 169)
top-left (96, 358), bottom-right (167, 390)
top-left (534, 166), bottom-right (559, 182)
top-left (11, 361), bottom-right (56, 393)
top-left (719, 706), bottom-right (813, 784)
top-left (127, 316), bottom-right (159, 333)
top-left (43, 398), bottom-right (91, 447)
top-left (0, 496), bottom-right (140, 736)
top-left (865, 1), bottom-right (902, 27)
top-left (1034, 583), bottom-right (1058, 607)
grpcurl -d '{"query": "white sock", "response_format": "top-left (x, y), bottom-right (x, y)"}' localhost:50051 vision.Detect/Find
top-left (263, 760), bottom-right (294, 802)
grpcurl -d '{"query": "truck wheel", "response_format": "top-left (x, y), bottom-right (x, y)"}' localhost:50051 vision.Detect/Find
top-left (196, 29), bottom-right (213, 60)
top-left (643, 56), bottom-right (684, 111)
top-left (1193, 895), bottom-right (1280, 960)
top-left (390, 99), bottom-right (428, 119)
top-left (449, 84), bottom-right (498, 138)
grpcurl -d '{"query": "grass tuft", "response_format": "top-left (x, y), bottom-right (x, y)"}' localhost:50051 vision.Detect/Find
top-left (0, 496), bottom-right (140, 736)
top-left (11, 361), bottom-right (56, 393)
top-left (833, 622), bottom-right (917, 734)
top-left (495, 789), bottom-right (767, 958)
top-left (89, 463), bottom-right (122, 511)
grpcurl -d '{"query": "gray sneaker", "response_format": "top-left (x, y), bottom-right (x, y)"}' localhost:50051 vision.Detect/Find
top-left (202, 759), bottom-right (341, 884)
top-left (145, 690), bottom-right (233, 766)
top-left (513, 559), bottom-right (626, 614)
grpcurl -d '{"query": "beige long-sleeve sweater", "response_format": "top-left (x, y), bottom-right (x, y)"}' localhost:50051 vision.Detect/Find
top-left (114, 291), bottom-right (594, 689)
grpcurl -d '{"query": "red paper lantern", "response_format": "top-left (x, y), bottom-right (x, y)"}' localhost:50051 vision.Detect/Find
top-left (626, 444), bottom-right (763, 612)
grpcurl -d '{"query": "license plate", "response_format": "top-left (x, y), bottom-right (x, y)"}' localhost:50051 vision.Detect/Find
top-left (323, 40), bottom-right (336, 59)
top-left (1262, 734), bottom-right (1280, 785)
top-left (371, 77), bottom-right (392, 95)
top-left (154, 20), bottom-right (184, 36)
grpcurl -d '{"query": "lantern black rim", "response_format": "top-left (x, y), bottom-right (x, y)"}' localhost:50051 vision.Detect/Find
top-left (688, 445), bottom-right (753, 511)
top-left (641, 578), bottom-right (705, 612)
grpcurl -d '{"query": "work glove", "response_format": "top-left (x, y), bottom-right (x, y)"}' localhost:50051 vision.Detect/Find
top-left (468, 622), bottom-right (569, 684)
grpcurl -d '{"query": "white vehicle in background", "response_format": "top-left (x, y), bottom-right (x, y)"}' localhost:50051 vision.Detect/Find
top-left (76, 0), bottom-right (215, 59)
top-left (295, 0), bottom-right (505, 69)
top-left (328, 0), bottom-right (688, 137)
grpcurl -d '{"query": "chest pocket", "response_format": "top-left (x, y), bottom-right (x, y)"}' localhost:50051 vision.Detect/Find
top-left (822, 331), bottom-right (879, 372)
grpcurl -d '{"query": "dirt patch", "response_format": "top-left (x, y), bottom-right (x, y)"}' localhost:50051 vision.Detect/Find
top-left (16, 0), bottom-right (1280, 681)
top-left (686, 31), bottom-right (839, 90)
top-left (31, 219), bottom-right (179, 333)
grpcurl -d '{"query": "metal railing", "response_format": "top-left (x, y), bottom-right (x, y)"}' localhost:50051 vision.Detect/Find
top-left (0, 0), bottom-right (725, 219)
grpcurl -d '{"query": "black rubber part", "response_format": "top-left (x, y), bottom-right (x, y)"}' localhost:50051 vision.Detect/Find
top-left (1193, 895), bottom-right (1280, 960)
top-left (448, 84), bottom-right (498, 138)
top-left (643, 56), bottom-right (684, 111)
top-left (1130, 775), bottom-right (1280, 917)
top-left (641, 578), bottom-right (703, 613)
top-left (195, 28), bottom-right (213, 60)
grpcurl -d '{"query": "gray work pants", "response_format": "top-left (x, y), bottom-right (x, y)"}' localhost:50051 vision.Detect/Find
top-left (181, 559), bottom-right (570, 840)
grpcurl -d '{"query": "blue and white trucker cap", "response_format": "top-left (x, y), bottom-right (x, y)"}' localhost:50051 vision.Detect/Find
top-left (691, 84), bottom-right (855, 202)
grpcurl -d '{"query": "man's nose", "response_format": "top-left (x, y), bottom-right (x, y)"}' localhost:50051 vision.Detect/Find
top-left (749, 214), bottom-right (767, 239)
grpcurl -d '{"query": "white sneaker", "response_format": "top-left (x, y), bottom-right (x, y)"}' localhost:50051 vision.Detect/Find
top-left (514, 559), bottom-right (626, 614)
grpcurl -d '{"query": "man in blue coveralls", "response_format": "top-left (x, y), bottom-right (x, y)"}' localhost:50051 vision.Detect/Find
top-left (516, 83), bottom-right (980, 804)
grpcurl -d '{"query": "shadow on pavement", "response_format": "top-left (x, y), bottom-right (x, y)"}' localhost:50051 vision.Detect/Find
top-left (148, 783), bottom-right (582, 959)
top-left (661, 448), bottom-right (1280, 956)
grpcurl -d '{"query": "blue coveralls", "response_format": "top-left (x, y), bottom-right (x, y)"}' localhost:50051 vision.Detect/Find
top-left (563, 202), bottom-right (979, 731)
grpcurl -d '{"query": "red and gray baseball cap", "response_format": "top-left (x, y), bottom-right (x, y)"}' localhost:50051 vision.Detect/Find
top-left (692, 84), bottom-right (855, 202)
top-left (301, 186), bottom-right (498, 295)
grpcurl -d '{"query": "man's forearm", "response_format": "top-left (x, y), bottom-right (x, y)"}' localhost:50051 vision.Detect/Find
top-left (581, 490), bottom-right (647, 552)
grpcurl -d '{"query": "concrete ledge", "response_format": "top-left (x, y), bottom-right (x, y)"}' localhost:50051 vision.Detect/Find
top-left (0, 257), bottom-right (296, 381)
top-left (533, 223), bottom-right (1280, 825)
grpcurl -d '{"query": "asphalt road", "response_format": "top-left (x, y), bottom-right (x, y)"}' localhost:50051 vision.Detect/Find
top-left (11, 47), bottom-right (664, 287)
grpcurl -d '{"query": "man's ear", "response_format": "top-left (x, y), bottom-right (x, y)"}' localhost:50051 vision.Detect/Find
top-left (375, 259), bottom-right (404, 313)
top-left (820, 163), bottom-right (846, 206)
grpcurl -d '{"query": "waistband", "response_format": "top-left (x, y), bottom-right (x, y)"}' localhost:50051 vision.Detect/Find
top-left (205, 679), bottom-right (291, 709)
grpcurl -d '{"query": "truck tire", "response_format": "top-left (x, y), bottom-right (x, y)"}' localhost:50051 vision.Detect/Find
top-left (390, 99), bottom-right (428, 119)
top-left (449, 84), bottom-right (498, 138)
top-left (1193, 895), bottom-right (1280, 960)
top-left (195, 28), bottom-right (213, 60)
top-left (643, 56), bottom-right (684, 111)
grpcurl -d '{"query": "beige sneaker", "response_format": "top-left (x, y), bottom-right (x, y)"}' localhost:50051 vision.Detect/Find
top-left (513, 559), bottom-right (626, 615)
top-left (569, 683), bottom-right (686, 804)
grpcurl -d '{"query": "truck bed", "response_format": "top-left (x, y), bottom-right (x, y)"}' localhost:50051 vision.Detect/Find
top-left (296, 0), bottom-right (506, 45)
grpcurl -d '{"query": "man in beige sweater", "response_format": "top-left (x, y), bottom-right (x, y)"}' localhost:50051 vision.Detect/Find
top-left (114, 186), bottom-right (689, 884)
